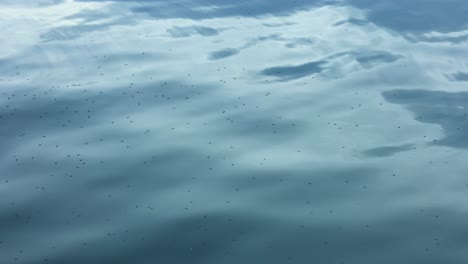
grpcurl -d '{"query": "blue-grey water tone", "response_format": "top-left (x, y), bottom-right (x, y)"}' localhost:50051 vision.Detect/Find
top-left (1, 0), bottom-right (468, 263)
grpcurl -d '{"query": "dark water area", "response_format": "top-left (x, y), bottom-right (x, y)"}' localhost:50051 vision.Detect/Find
top-left (1, 0), bottom-right (468, 263)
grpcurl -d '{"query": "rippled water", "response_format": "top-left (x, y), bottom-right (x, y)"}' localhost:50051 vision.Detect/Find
top-left (1, 0), bottom-right (468, 263)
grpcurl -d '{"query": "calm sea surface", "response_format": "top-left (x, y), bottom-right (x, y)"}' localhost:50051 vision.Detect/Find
top-left (1, 0), bottom-right (468, 263)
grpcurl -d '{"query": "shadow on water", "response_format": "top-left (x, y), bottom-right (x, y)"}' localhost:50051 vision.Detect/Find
top-left (262, 60), bottom-right (327, 81)
top-left (261, 50), bottom-right (402, 81)
top-left (345, 0), bottom-right (468, 33)
top-left (382, 89), bottom-right (468, 149)
top-left (167, 26), bottom-right (220, 38)
top-left (362, 144), bottom-right (415, 158)
top-left (449, 72), bottom-right (468, 82)
top-left (208, 48), bottom-right (240, 60)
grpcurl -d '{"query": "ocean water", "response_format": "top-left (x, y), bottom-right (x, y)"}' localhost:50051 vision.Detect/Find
top-left (1, 0), bottom-right (468, 263)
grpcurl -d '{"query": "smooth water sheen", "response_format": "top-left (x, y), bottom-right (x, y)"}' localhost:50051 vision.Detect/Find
top-left (1, 0), bottom-right (468, 263)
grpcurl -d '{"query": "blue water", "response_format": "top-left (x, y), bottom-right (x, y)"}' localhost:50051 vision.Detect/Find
top-left (1, 0), bottom-right (468, 263)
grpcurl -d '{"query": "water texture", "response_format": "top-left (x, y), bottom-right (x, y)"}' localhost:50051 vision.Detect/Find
top-left (1, 0), bottom-right (468, 263)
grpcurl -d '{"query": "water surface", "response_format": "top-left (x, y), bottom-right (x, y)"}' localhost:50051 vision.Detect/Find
top-left (1, 0), bottom-right (468, 263)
